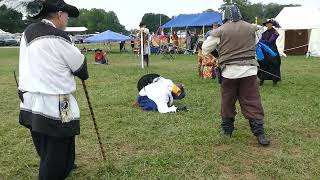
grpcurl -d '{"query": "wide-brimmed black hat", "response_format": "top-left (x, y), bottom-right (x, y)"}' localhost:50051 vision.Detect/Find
top-left (262, 19), bottom-right (281, 28)
top-left (32, 0), bottom-right (79, 19)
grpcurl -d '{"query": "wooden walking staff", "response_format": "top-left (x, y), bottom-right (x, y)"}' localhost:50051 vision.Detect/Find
top-left (81, 80), bottom-right (107, 162)
top-left (13, 71), bottom-right (18, 88)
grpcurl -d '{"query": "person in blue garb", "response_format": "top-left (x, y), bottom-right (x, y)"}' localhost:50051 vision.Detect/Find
top-left (136, 74), bottom-right (187, 113)
top-left (258, 19), bottom-right (281, 86)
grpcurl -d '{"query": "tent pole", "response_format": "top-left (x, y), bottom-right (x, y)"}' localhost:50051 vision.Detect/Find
top-left (170, 27), bottom-right (173, 45)
top-left (159, 28), bottom-right (161, 49)
top-left (202, 26), bottom-right (205, 38)
top-left (185, 26), bottom-right (187, 50)
top-left (140, 29), bottom-right (144, 69)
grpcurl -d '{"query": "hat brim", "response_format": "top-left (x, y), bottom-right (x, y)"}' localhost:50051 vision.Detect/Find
top-left (32, 1), bottom-right (79, 19)
top-left (262, 20), bottom-right (281, 28)
top-left (262, 20), bottom-right (272, 26)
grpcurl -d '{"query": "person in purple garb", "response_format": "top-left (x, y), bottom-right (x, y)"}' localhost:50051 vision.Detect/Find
top-left (258, 19), bottom-right (282, 86)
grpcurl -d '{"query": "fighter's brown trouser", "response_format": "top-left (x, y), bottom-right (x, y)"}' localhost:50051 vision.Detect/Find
top-left (220, 75), bottom-right (264, 120)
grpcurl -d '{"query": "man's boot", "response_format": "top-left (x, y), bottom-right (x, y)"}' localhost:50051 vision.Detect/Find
top-left (249, 119), bottom-right (271, 146)
top-left (272, 81), bottom-right (278, 87)
top-left (221, 117), bottom-right (235, 137)
top-left (259, 80), bottom-right (264, 86)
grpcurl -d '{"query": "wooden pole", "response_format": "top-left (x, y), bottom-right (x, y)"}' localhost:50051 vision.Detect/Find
top-left (140, 29), bottom-right (144, 69)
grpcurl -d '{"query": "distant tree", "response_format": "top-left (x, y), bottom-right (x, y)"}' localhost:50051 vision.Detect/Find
top-left (141, 13), bottom-right (170, 33)
top-left (0, 5), bottom-right (25, 33)
top-left (221, 0), bottom-right (232, 5)
top-left (68, 8), bottom-right (127, 34)
top-left (0, 5), bottom-right (128, 34)
top-left (219, 0), bottom-right (300, 24)
top-left (263, 3), bottom-right (300, 20)
top-left (232, 0), bottom-right (253, 22)
top-left (105, 11), bottom-right (126, 33)
top-left (68, 9), bottom-right (89, 27)
top-left (203, 9), bottom-right (219, 13)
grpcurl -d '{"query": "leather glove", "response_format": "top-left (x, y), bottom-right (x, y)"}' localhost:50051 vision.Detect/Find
top-left (18, 90), bottom-right (26, 103)
top-left (177, 106), bottom-right (188, 112)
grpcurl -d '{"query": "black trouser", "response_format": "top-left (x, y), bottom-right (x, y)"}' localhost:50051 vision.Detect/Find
top-left (31, 131), bottom-right (75, 180)
top-left (143, 55), bottom-right (149, 67)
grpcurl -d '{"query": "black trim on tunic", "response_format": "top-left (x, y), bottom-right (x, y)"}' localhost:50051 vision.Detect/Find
top-left (24, 22), bottom-right (71, 44)
top-left (19, 110), bottom-right (80, 137)
top-left (73, 59), bottom-right (89, 80)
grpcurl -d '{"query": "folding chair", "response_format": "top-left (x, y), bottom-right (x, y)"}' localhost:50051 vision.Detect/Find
top-left (160, 44), bottom-right (175, 60)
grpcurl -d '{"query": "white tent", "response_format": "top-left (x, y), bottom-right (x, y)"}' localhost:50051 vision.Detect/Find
top-left (65, 27), bottom-right (88, 33)
top-left (0, 29), bottom-right (9, 34)
top-left (275, 7), bottom-right (320, 57)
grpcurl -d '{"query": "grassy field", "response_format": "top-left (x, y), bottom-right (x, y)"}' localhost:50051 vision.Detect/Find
top-left (0, 46), bottom-right (320, 179)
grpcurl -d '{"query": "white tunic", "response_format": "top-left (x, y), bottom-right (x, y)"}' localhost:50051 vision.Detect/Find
top-left (18, 20), bottom-right (85, 135)
top-left (19, 20), bottom-right (85, 94)
top-left (139, 77), bottom-right (177, 113)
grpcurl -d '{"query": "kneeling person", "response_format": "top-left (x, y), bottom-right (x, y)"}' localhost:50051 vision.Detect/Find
top-left (137, 74), bottom-right (186, 113)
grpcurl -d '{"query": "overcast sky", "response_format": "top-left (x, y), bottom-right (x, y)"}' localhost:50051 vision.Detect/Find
top-left (65, 0), bottom-right (320, 30)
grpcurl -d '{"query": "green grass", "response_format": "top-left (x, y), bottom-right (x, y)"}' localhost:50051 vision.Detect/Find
top-left (0, 46), bottom-right (320, 179)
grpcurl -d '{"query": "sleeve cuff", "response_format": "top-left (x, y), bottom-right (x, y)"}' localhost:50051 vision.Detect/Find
top-left (73, 59), bottom-right (89, 80)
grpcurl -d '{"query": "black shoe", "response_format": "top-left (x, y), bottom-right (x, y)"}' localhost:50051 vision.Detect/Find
top-left (221, 117), bottom-right (235, 137)
top-left (272, 81), bottom-right (278, 87)
top-left (223, 131), bottom-right (232, 138)
top-left (257, 134), bottom-right (271, 146)
top-left (249, 119), bottom-right (271, 146)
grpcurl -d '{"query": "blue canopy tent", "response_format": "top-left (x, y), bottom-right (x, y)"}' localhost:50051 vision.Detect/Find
top-left (161, 12), bottom-right (222, 28)
top-left (84, 30), bottom-right (131, 43)
top-left (160, 12), bottom-right (222, 54)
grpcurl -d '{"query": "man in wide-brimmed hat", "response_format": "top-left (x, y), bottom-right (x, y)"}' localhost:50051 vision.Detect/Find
top-left (18, 0), bottom-right (88, 178)
top-left (262, 18), bottom-right (281, 28)
top-left (258, 18), bottom-right (282, 86)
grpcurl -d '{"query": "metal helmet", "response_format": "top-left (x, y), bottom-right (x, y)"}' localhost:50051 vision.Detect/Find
top-left (222, 4), bottom-right (242, 23)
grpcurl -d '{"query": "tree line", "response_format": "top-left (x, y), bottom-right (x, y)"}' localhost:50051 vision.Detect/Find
top-left (221, 0), bottom-right (299, 24)
top-left (0, 0), bottom-right (299, 34)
